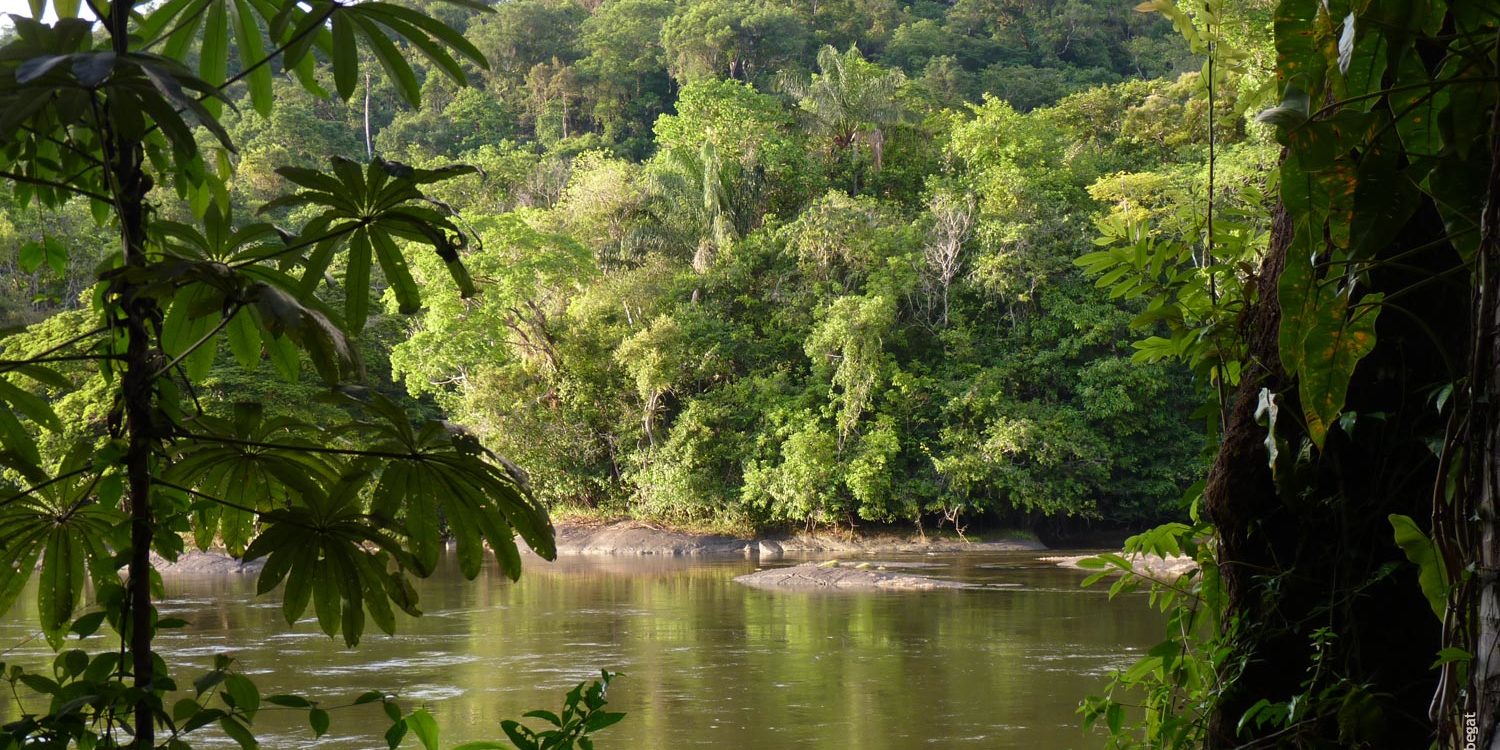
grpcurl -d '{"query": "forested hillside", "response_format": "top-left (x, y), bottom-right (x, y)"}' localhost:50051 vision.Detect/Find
top-left (0, 0), bottom-right (1260, 533)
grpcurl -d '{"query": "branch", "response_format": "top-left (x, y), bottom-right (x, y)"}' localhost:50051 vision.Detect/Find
top-left (174, 431), bottom-right (418, 460)
top-left (0, 354), bottom-right (120, 368)
top-left (228, 218), bottom-right (367, 270)
top-left (152, 477), bottom-right (262, 517)
top-left (0, 325), bottom-right (109, 376)
top-left (0, 465), bottom-right (94, 511)
top-left (0, 171), bottom-right (112, 203)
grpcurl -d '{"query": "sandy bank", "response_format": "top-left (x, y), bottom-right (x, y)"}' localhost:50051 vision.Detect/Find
top-left (553, 520), bottom-right (1046, 557)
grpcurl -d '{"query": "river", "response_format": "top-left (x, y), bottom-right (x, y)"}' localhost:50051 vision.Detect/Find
top-left (0, 550), bottom-right (1159, 749)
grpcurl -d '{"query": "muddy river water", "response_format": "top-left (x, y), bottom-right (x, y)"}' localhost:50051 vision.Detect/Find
top-left (0, 549), bottom-right (1158, 749)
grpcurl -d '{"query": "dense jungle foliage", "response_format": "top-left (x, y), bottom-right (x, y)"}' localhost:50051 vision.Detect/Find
top-left (0, 0), bottom-right (1253, 534)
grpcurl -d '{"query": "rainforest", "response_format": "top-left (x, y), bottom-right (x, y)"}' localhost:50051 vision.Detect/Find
top-left (1, 0), bottom-right (1497, 748)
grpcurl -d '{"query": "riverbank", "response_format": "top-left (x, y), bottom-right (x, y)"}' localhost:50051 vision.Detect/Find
top-left (552, 519), bottom-right (1046, 557)
top-left (150, 520), bottom-right (1046, 573)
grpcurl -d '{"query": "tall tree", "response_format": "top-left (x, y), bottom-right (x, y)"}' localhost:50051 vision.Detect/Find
top-left (0, 1), bottom-right (556, 747)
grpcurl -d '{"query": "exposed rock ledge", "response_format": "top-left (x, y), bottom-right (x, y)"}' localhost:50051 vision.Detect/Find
top-left (734, 561), bottom-right (972, 591)
top-left (1043, 553), bottom-right (1197, 582)
top-left (150, 550), bottom-right (265, 575)
top-left (554, 520), bottom-right (1045, 557)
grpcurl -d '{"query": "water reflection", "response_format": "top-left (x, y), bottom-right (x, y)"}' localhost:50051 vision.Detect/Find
top-left (0, 551), bottom-right (1158, 749)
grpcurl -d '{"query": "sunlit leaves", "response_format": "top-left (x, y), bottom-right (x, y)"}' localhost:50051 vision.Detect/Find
top-left (0, 364), bottom-right (65, 469)
top-left (197, 390), bottom-right (554, 648)
top-left (498, 671), bottom-right (624, 750)
top-left (18, 237), bottom-right (67, 276)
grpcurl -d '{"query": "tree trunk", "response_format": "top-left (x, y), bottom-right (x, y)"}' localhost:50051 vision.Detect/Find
top-left (1203, 204), bottom-right (1292, 747)
top-left (1206, 199), bottom-right (1457, 747)
top-left (107, 4), bottom-right (158, 744)
top-left (1471, 81), bottom-right (1500, 750)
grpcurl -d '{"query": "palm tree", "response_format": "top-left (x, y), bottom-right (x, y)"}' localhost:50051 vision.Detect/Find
top-left (780, 45), bottom-right (909, 189)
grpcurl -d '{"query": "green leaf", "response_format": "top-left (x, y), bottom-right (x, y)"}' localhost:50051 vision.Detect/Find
top-left (1299, 292), bottom-right (1382, 448)
top-left (522, 710), bottom-right (560, 727)
top-left (17, 238), bottom-right (66, 276)
top-left (583, 711), bottom-right (625, 732)
top-left (0, 547), bottom-right (43, 621)
top-left (200, 0), bottom-right (231, 115)
top-left (1389, 514), bottom-right (1448, 620)
top-left (265, 332), bottom-right (300, 382)
top-left (310, 707), bottom-right (330, 737)
top-left (69, 611), bottom-right (106, 638)
top-left (226, 308), bottom-right (263, 370)
top-left (233, 0), bottom-right (274, 116)
top-left (345, 228), bottom-right (373, 333)
top-left (281, 546), bottom-right (318, 626)
top-left (1392, 52), bottom-right (1448, 160)
top-left (406, 708), bottom-right (440, 750)
top-left (384, 718), bottom-right (407, 749)
top-left (39, 529), bottom-right (83, 647)
top-left (353, 15), bottom-right (420, 105)
top-left (1431, 647), bottom-right (1471, 669)
top-left (330, 14), bottom-right (358, 99)
top-left (0, 378), bottom-right (62, 432)
top-left (161, 284), bottom-right (222, 380)
top-left (312, 565), bottom-right (341, 638)
top-left (224, 673), bottom-right (261, 719)
top-left (219, 716), bottom-right (259, 750)
top-left (174, 699), bottom-right (202, 723)
top-left (370, 230), bottom-right (421, 315)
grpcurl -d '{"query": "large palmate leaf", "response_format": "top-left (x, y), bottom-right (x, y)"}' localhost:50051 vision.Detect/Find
top-left (136, 0), bottom-right (275, 116)
top-left (0, 446), bottom-right (123, 648)
top-left (240, 473), bottom-right (420, 647)
top-left (335, 393), bottom-right (553, 580)
top-left (276, 0), bottom-right (490, 105)
top-left (259, 157), bottom-right (479, 334)
top-left (166, 403), bottom-right (342, 556)
top-left (221, 390), bottom-right (549, 646)
top-left (0, 363), bottom-right (66, 470)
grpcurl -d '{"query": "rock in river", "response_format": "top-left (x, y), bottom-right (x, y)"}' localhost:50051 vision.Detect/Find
top-left (734, 561), bottom-right (971, 591)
